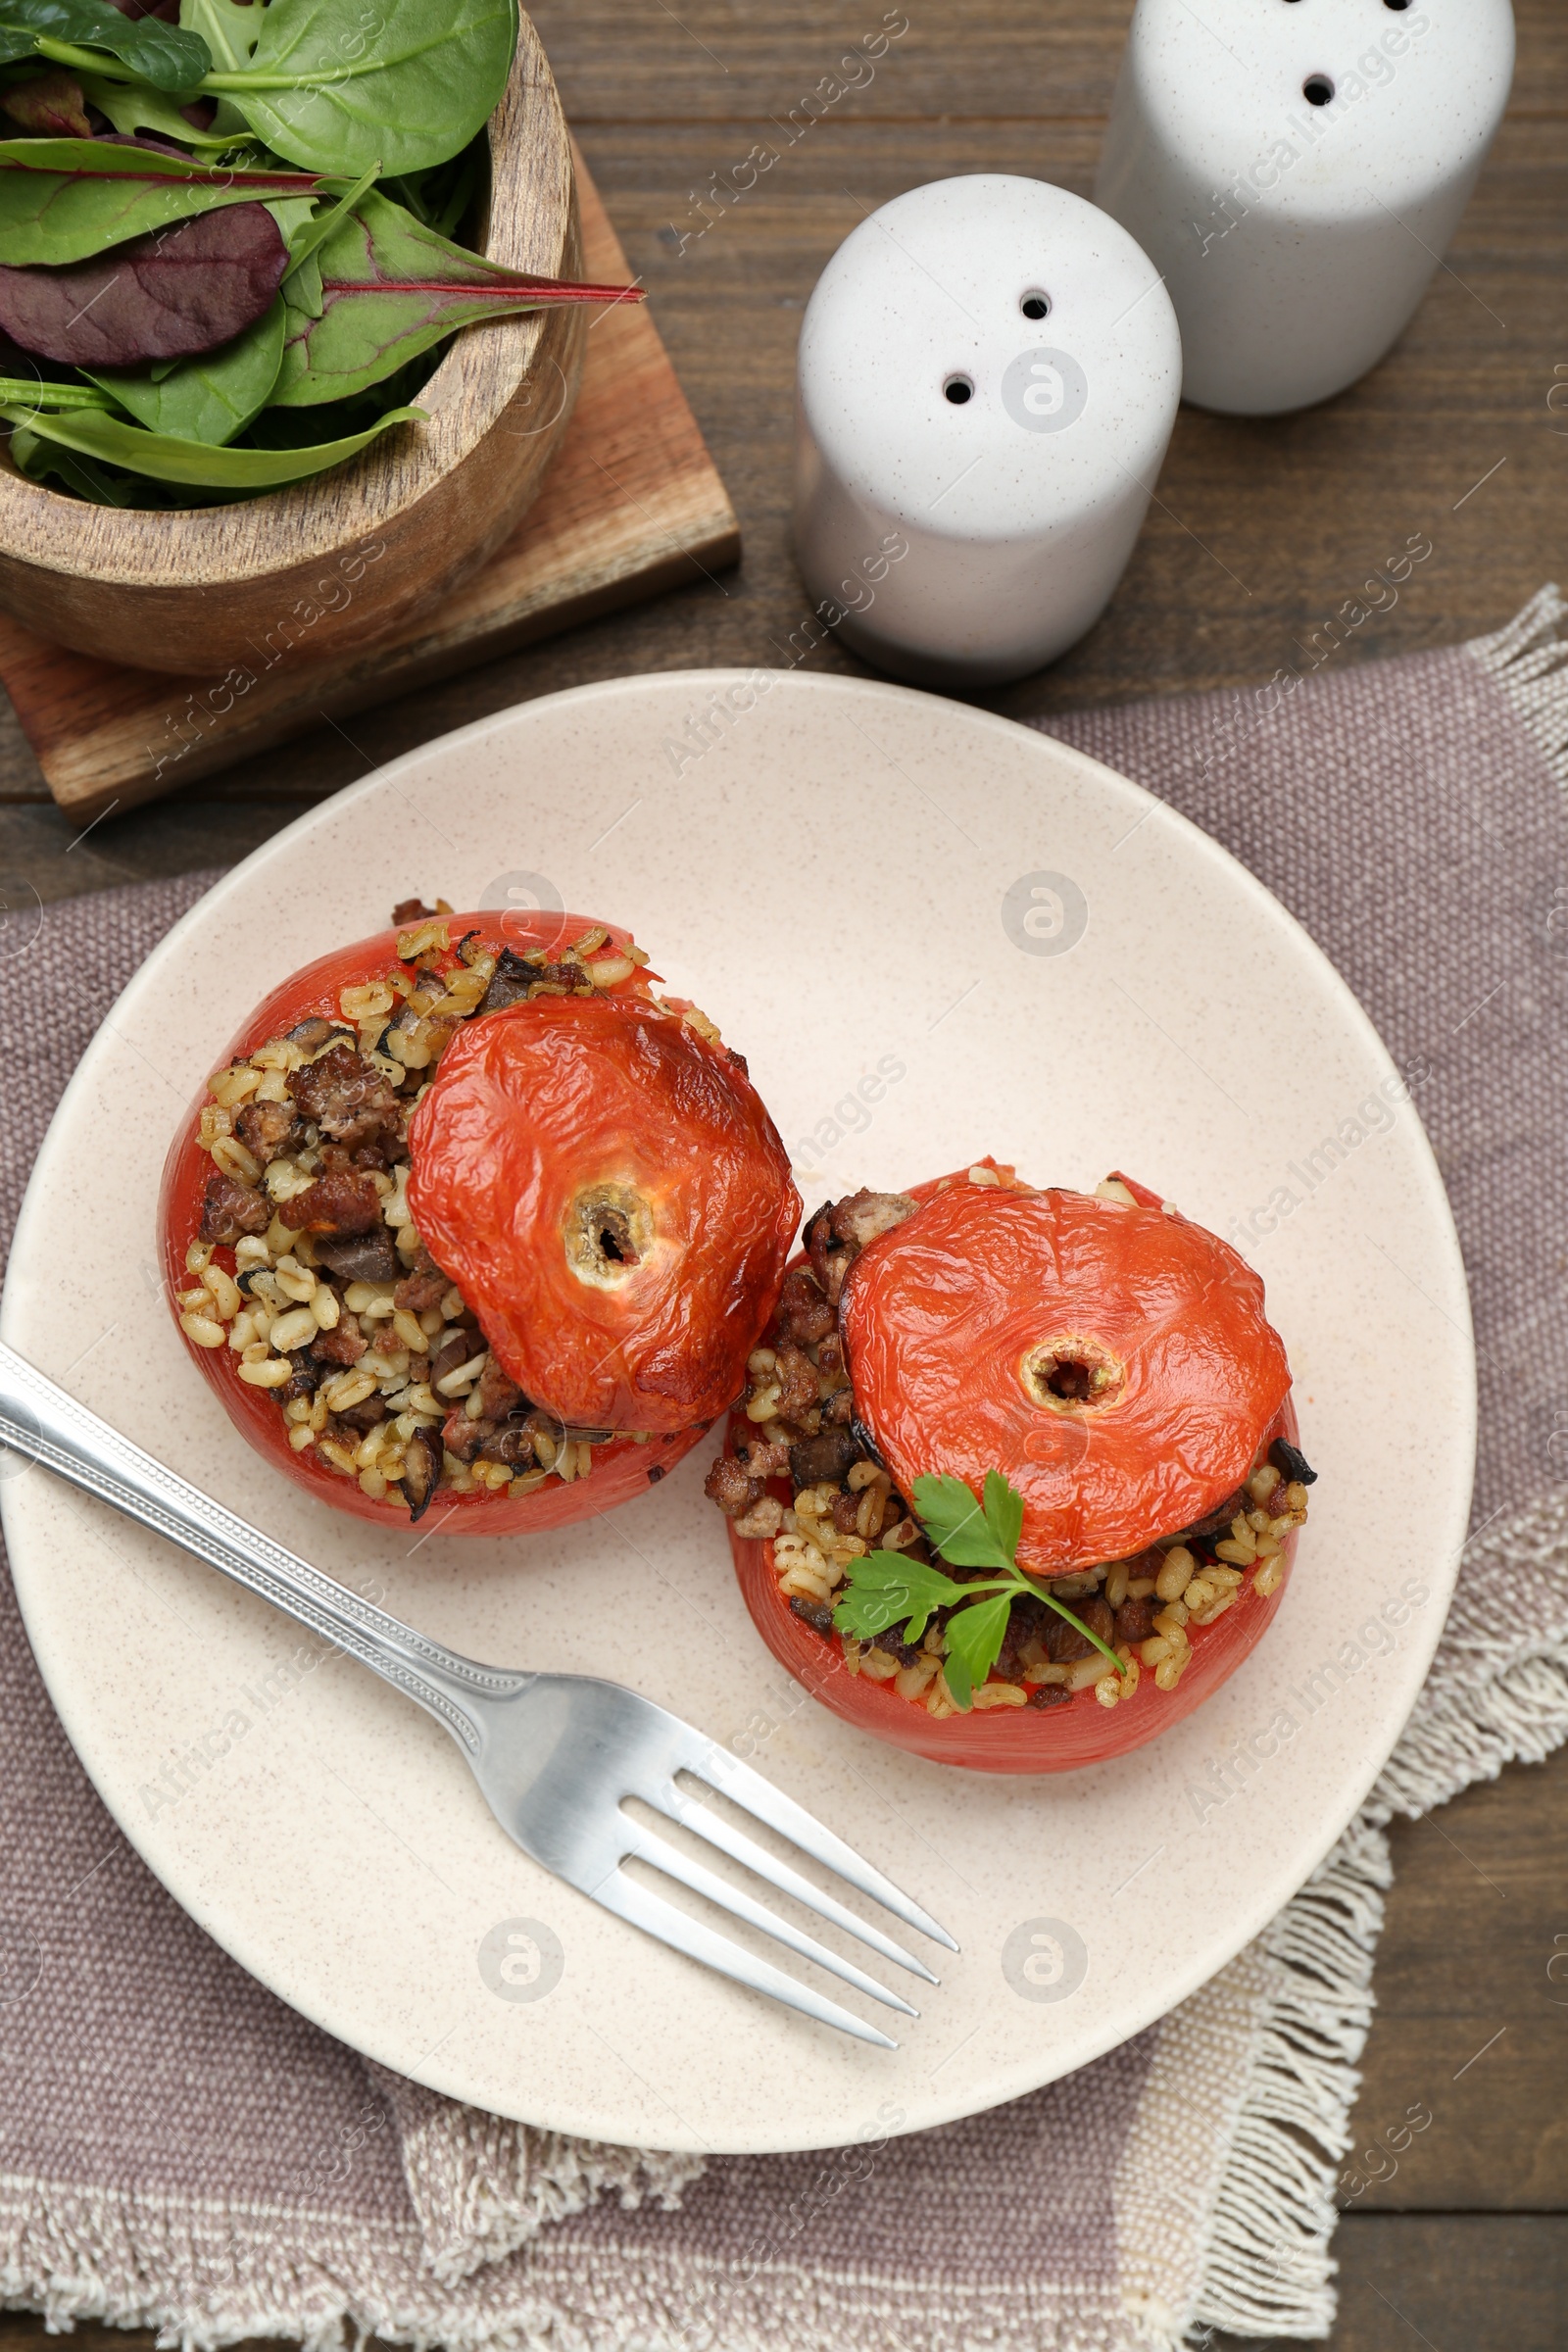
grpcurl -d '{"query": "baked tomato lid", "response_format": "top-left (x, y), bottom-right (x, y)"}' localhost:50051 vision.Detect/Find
top-left (839, 1181), bottom-right (1292, 1572)
top-left (406, 994), bottom-right (801, 1434)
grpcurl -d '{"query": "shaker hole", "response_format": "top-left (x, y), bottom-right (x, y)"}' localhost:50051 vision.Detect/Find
top-left (944, 374), bottom-right (974, 405)
top-left (1302, 73), bottom-right (1335, 105)
top-left (1020, 290), bottom-right (1051, 321)
top-left (1384, 1), bottom-right (1410, 10)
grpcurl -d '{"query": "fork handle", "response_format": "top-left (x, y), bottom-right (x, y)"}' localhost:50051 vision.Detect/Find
top-left (0, 1340), bottom-right (524, 1754)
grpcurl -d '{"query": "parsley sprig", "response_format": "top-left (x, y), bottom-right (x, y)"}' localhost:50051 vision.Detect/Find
top-left (831, 1469), bottom-right (1132, 1711)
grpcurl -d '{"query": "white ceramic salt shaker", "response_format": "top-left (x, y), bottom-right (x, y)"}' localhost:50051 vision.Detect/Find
top-left (792, 174), bottom-right (1181, 687)
top-left (1094, 0), bottom-right (1514, 417)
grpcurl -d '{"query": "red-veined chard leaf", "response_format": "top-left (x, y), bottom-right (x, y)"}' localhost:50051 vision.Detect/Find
top-left (207, 0), bottom-right (517, 176)
top-left (83, 289), bottom-right (283, 440)
top-left (0, 393), bottom-right (425, 487)
top-left (271, 188), bottom-right (644, 407)
top-left (0, 198), bottom-right (285, 365)
top-left (0, 64), bottom-right (90, 131)
top-left (0, 0), bottom-right (210, 90)
top-left (0, 136), bottom-right (326, 263)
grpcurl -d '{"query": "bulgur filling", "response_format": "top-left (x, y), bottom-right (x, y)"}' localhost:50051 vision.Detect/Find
top-left (707, 1166), bottom-right (1312, 1718)
top-left (176, 902), bottom-right (721, 1519)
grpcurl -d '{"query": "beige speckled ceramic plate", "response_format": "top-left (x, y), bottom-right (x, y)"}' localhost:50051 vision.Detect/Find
top-left (0, 670), bottom-right (1475, 2154)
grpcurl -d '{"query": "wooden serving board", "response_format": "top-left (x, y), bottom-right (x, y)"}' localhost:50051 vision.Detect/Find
top-left (0, 150), bottom-right (740, 826)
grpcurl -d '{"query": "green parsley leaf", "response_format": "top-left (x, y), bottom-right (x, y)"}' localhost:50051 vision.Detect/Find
top-left (982, 1468), bottom-right (1024, 1565)
top-left (832, 1550), bottom-right (966, 1645)
top-left (910, 1471), bottom-right (1013, 1569)
top-left (939, 1590), bottom-right (1013, 1711)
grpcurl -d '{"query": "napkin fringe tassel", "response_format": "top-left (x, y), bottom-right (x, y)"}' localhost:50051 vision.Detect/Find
top-left (1468, 582), bottom-right (1568, 796)
top-left (1178, 1817), bottom-right (1387, 2347)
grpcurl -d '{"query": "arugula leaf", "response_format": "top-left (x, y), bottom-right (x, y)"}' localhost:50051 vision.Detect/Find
top-left (910, 1471), bottom-right (1012, 1569)
top-left (0, 138), bottom-right (324, 266)
top-left (77, 70), bottom-right (234, 146)
top-left (277, 158), bottom-right (376, 295)
top-left (831, 1550), bottom-right (966, 1645)
top-left (211, 0), bottom-right (519, 177)
top-left (178, 0), bottom-right (261, 140)
top-left (0, 394), bottom-right (424, 487)
top-left (83, 296), bottom-right (285, 445)
top-left (270, 187), bottom-right (643, 407)
top-left (1, 0), bottom-right (211, 91)
top-left (940, 1591), bottom-right (1012, 1712)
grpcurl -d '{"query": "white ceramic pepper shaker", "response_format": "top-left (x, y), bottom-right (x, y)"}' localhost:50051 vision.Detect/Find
top-left (792, 174), bottom-right (1181, 687)
top-left (1094, 0), bottom-right (1515, 417)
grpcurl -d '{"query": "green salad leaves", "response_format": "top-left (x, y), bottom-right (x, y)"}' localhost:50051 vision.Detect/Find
top-left (834, 1469), bottom-right (1131, 1710)
top-left (0, 0), bottom-right (641, 508)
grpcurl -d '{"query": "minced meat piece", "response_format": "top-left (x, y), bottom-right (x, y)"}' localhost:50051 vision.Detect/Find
top-left (705, 1454), bottom-right (764, 1517)
top-left (287, 1042), bottom-right (401, 1150)
top-left (199, 1170), bottom-right (270, 1244)
top-left (775, 1264), bottom-right (834, 1346)
top-left (287, 1170), bottom-right (383, 1235)
top-left (735, 1430), bottom-right (790, 1479)
top-left (393, 1250), bottom-right (448, 1313)
top-left (442, 1408), bottom-right (485, 1462)
top-left (391, 898), bottom-right (438, 926)
top-left (234, 1099), bottom-right (302, 1165)
top-left (1027, 1683), bottom-right (1072, 1710)
top-left (312, 1310), bottom-right (368, 1366)
top-left (773, 1340), bottom-right (818, 1422)
top-left (474, 1354), bottom-right (521, 1421)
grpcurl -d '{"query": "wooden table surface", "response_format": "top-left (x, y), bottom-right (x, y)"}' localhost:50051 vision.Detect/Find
top-left (2, 5), bottom-right (1564, 2348)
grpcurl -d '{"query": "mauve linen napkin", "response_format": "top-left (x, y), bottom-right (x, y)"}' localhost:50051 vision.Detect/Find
top-left (5, 590), bottom-right (1568, 2352)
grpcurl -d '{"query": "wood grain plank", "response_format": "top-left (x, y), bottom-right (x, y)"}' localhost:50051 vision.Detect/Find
top-left (0, 150), bottom-right (739, 822)
top-left (1340, 1745), bottom-right (1568, 2213)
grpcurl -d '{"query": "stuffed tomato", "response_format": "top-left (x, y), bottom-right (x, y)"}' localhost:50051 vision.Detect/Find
top-left (162, 902), bottom-right (800, 1533)
top-left (709, 1161), bottom-right (1312, 1772)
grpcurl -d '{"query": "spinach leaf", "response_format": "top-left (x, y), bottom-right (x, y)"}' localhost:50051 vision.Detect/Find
top-left (0, 392), bottom-right (426, 486)
top-left (0, 0), bottom-right (210, 91)
top-left (211, 0), bottom-right (518, 176)
top-left (0, 137), bottom-right (323, 265)
top-left (271, 187), bottom-right (639, 406)
top-left (83, 293), bottom-right (285, 442)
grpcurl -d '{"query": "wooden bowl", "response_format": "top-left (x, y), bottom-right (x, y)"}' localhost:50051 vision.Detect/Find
top-left (0, 11), bottom-right (583, 674)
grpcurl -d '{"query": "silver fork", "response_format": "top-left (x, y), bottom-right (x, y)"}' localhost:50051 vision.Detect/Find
top-left (0, 1341), bottom-right (955, 2047)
